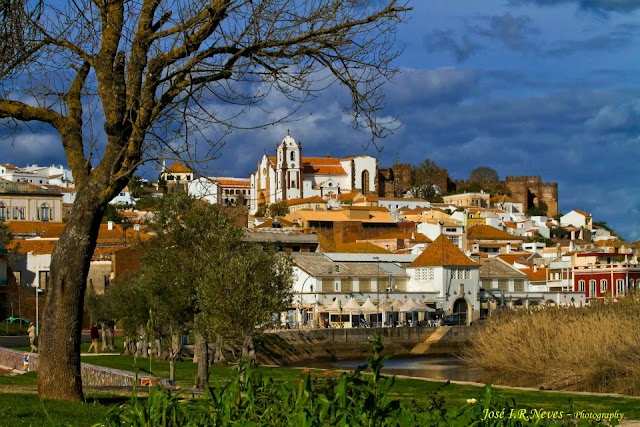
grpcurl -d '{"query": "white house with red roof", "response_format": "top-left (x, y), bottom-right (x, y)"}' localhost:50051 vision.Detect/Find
top-left (561, 209), bottom-right (593, 231)
top-left (249, 133), bottom-right (377, 213)
top-left (405, 234), bottom-right (481, 325)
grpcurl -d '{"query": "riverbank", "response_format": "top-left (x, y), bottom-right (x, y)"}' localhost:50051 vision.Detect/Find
top-left (255, 325), bottom-right (474, 365)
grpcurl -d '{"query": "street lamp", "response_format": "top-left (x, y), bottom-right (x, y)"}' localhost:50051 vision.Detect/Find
top-left (373, 256), bottom-right (380, 327)
top-left (35, 288), bottom-right (43, 336)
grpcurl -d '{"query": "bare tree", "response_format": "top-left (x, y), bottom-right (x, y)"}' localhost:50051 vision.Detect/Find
top-left (0, 0), bottom-right (408, 400)
top-left (469, 166), bottom-right (499, 183)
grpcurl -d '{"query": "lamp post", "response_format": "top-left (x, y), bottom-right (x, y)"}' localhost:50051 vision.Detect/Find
top-left (298, 275), bottom-right (314, 329)
top-left (373, 256), bottom-right (380, 328)
top-left (35, 288), bottom-right (43, 336)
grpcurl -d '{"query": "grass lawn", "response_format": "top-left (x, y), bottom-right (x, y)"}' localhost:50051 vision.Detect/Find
top-left (0, 354), bottom-right (638, 425)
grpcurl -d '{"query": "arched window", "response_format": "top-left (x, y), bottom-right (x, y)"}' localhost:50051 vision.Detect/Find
top-left (0, 202), bottom-right (5, 219)
top-left (600, 279), bottom-right (607, 293)
top-left (290, 151), bottom-right (295, 161)
top-left (361, 170), bottom-right (369, 194)
top-left (616, 279), bottom-right (624, 295)
top-left (589, 280), bottom-right (596, 297)
top-left (578, 280), bottom-right (585, 292)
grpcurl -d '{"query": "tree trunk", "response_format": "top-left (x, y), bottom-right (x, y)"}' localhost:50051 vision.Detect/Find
top-left (193, 332), bottom-right (208, 389)
top-left (212, 334), bottom-right (225, 366)
top-left (241, 335), bottom-right (257, 368)
top-left (136, 326), bottom-right (149, 358)
top-left (100, 321), bottom-right (108, 351)
top-left (37, 195), bottom-right (106, 401)
top-left (122, 337), bottom-right (136, 355)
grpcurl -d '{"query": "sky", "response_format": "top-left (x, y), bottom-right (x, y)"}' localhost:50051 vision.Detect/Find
top-left (1, 0), bottom-right (639, 240)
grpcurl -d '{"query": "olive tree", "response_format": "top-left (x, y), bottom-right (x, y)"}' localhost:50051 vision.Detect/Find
top-left (0, 0), bottom-right (408, 400)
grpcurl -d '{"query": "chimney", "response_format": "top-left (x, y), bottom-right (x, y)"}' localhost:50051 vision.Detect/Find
top-left (108, 221), bottom-right (114, 230)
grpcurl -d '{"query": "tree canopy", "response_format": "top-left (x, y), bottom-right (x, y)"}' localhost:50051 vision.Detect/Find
top-left (469, 166), bottom-right (499, 183)
top-left (0, 0), bottom-right (408, 400)
top-left (409, 158), bottom-right (443, 200)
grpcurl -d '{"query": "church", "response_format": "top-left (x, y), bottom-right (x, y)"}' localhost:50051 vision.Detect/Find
top-left (249, 133), bottom-right (377, 214)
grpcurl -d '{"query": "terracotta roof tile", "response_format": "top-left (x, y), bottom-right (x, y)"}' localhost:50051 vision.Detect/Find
top-left (8, 239), bottom-right (57, 255)
top-left (520, 267), bottom-right (548, 281)
top-left (165, 162), bottom-right (193, 173)
top-left (371, 232), bottom-right (432, 243)
top-left (573, 209), bottom-right (591, 217)
top-left (334, 242), bottom-right (392, 254)
top-left (407, 234), bottom-right (477, 268)
top-left (214, 178), bottom-right (250, 187)
top-left (467, 224), bottom-right (524, 240)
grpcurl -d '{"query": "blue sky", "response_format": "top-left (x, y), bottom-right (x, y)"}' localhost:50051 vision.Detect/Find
top-left (1, 0), bottom-right (639, 240)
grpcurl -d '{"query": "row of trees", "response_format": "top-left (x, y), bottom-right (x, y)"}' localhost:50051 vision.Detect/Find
top-left (0, 0), bottom-right (408, 400)
top-left (88, 193), bottom-right (293, 387)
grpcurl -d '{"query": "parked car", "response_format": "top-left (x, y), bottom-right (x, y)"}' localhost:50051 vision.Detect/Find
top-left (2, 317), bottom-right (31, 325)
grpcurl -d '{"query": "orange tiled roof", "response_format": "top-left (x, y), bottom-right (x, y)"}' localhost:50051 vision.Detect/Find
top-left (467, 224), bottom-right (524, 240)
top-left (572, 209), bottom-right (591, 217)
top-left (284, 196), bottom-right (326, 206)
top-left (407, 234), bottom-right (477, 268)
top-left (164, 162), bottom-right (193, 174)
top-left (372, 231), bottom-right (432, 243)
top-left (334, 241), bottom-right (392, 254)
top-left (520, 267), bottom-right (548, 282)
top-left (254, 217), bottom-right (297, 228)
top-left (336, 192), bottom-right (360, 202)
top-left (8, 221), bottom-right (64, 236)
top-left (215, 178), bottom-right (250, 187)
top-left (497, 253), bottom-right (533, 265)
top-left (8, 239), bottom-right (57, 255)
top-left (302, 157), bottom-right (347, 175)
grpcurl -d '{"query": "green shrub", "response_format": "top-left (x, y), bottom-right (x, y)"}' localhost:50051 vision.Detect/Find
top-left (99, 334), bottom-right (599, 426)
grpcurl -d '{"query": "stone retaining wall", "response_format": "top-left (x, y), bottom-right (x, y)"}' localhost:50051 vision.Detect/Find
top-left (0, 346), bottom-right (168, 387)
top-left (256, 326), bottom-right (474, 365)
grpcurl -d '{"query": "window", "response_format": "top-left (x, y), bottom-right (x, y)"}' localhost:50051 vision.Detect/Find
top-left (514, 280), bottom-right (524, 292)
top-left (334, 282), bottom-right (340, 292)
top-left (498, 279), bottom-right (508, 292)
top-left (579, 280), bottom-right (585, 292)
top-left (39, 203), bottom-right (50, 221)
top-left (322, 278), bottom-right (333, 293)
top-left (416, 268), bottom-right (434, 281)
top-left (290, 151), bottom-right (295, 161)
top-left (0, 202), bottom-right (5, 219)
top-left (39, 271), bottom-right (50, 289)
top-left (341, 278), bottom-right (353, 293)
top-left (616, 279), bottom-right (624, 295)
top-left (359, 278), bottom-right (371, 293)
top-left (589, 280), bottom-right (596, 296)
top-left (600, 279), bottom-right (607, 293)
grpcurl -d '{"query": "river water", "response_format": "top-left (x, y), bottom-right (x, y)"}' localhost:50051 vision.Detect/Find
top-left (300, 356), bottom-right (485, 383)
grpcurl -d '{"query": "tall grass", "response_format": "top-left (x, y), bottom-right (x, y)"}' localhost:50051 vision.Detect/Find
top-left (468, 298), bottom-right (640, 395)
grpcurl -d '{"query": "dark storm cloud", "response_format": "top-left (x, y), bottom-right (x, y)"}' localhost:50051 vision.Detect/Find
top-left (509, 0), bottom-right (640, 13)
top-left (471, 13), bottom-right (540, 51)
top-left (423, 30), bottom-right (482, 62)
top-left (546, 23), bottom-right (640, 55)
top-left (424, 13), bottom-right (541, 61)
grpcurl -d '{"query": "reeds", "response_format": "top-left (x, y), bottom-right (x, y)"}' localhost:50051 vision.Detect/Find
top-left (468, 298), bottom-right (640, 395)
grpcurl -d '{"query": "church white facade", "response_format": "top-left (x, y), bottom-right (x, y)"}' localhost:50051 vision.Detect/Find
top-left (249, 133), bottom-right (377, 213)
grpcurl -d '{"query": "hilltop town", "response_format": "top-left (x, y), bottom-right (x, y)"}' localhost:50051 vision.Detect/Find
top-left (1, 133), bottom-right (638, 327)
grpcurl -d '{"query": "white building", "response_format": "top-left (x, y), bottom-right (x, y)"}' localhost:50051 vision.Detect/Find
top-left (249, 133), bottom-right (377, 213)
top-left (188, 177), bottom-right (220, 204)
